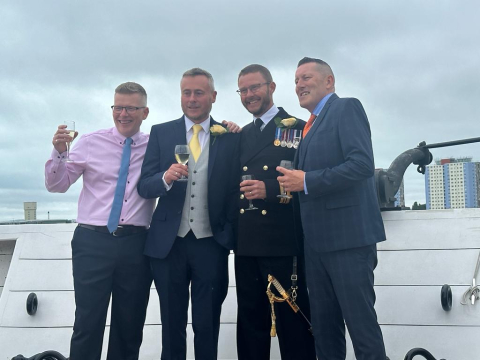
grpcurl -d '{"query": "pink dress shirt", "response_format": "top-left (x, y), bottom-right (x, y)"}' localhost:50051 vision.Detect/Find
top-left (45, 127), bottom-right (155, 227)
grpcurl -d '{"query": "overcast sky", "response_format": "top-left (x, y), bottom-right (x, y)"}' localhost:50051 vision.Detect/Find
top-left (1, 0), bottom-right (479, 221)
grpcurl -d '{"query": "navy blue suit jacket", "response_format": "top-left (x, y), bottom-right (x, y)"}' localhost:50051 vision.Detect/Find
top-left (138, 117), bottom-right (241, 259)
top-left (295, 93), bottom-right (386, 253)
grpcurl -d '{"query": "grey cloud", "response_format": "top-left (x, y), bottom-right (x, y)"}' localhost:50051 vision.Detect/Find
top-left (1, 0), bottom-right (480, 219)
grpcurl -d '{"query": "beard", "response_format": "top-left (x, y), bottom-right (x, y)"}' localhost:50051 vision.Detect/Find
top-left (244, 93), bottom-right (272, 117)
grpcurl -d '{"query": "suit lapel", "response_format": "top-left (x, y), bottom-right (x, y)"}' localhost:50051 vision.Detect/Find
top-left (240, 120), bottom-right (276, 165)
top-left (208, 118), bottom-right (218, 181)
top-left (242, 123), bottom-right (259, 161)
top-left (240, 108), bottom-right (289, 165)
top-left (174, 117), bottom-right (188, 145)
top-left (298, 93), bottom-right (338, 169)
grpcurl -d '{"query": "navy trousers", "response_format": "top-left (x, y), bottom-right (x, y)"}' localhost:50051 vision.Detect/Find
top-left (235, 255), bottom-right (316, 360)
top-left (305, 242), bottom-right (386, 360)
top-left (150, 231), bottom-right (229, 360)
top-left (69, 226), bottom-right (152, 360)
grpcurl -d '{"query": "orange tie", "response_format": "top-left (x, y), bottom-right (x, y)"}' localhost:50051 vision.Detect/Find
top-left (302, 113), bottom-right (316, 139)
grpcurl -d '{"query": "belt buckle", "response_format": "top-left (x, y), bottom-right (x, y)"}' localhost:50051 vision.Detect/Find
top-left (112, 226), bottom-right (125, 237)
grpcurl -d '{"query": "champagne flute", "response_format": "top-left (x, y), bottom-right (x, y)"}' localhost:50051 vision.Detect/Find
top-left (277, 160), bottom-right (293, 199)
top-left (63, 121), bottom-right (75, 162)
top-left (174, 145), bottom-right (190, 182)
top-left (241, 175), bottom-right (258, 210)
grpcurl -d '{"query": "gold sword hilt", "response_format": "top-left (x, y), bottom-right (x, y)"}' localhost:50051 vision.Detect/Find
top-left (268, 274), bottom-right (300, 313)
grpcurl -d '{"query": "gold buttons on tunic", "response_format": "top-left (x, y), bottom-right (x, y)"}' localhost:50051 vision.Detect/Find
top-left (263, 165), bottom-right (268, 171)
top-left (240, 209), bottom-right (245, 214)
top-left (262, 210), bottom-right (267, 215)
top-left (243, 166), bottom-right (248, 171)
top-left (240, 194), bottom-right (245, 199)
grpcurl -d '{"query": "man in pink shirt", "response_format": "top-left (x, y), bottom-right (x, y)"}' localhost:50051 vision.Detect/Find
top-left (45, 82), bottom-right (155, 360)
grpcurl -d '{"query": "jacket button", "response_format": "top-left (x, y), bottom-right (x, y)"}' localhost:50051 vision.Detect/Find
top-left (263, 165), bottom-right (268, 170)
top-left (190, 219), bottom-right (193, 222)
top-left (262, 210), bottom-right (267, 215)
top-left (240, 209), bottom-right (245, 214)
top-left (243, 166), bottom-right (248, 171)
top-left (192, 182), bottom-right (196, 185)
top-left (240, 194), bottom-right (244, 199)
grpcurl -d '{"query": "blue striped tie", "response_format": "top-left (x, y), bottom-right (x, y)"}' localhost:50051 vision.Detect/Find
top-left (107, 137), bottom-right (133, 233)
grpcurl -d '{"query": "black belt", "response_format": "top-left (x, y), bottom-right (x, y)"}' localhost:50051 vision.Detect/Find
top-left (78, 224), bottom-right (147, 237)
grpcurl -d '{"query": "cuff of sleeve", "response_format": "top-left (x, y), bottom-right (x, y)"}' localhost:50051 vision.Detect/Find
top-left (51, 148), bottom-right (67, 163)
top-left (304, 173), bottom-right (308, 195)
top-left (264, 179), bottom-right (281, 203)
top-left (162, 172), bottom-right (173, 191)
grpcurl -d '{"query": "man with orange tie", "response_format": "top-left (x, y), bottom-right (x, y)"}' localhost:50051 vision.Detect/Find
top-left (138, 68), bottom-right (241, 360)
top-left (278, 57), bottom-right (387, 360)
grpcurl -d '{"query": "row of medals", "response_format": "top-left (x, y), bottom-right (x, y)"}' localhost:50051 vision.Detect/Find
top-left (274, 128), bottom-right (302, 149)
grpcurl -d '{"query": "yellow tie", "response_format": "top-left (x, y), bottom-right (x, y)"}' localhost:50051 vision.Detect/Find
top-left (189, 124), bottom-right (202, 162)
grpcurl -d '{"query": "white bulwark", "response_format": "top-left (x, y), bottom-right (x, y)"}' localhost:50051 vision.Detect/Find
top-left (2, 210), bottom-right (480, 359)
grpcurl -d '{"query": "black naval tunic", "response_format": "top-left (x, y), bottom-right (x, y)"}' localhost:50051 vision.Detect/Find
top-left (235, 107), bottom-right (316, 360)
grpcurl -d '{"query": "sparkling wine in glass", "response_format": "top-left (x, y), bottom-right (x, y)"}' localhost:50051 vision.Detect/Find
top-left (63, 121), bottom-right (75, 162)
top-left (277, 160), bottom-right (293, 199)
top-left (175, 145), bottom-right (190, 182)
top-left (241, 174), bottom-right (258, 210)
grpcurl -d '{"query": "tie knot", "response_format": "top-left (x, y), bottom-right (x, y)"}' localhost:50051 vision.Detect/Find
top-left (308, 114), bottom-right (316, 122)
top-left (125, 137), bottom-right (133, 145)
top-left (254, 118), bottom-right (263, 129)
top-left (192, 124), bottom-right (202, 135)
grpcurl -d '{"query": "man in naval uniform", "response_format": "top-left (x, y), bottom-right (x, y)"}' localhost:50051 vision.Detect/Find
top-left (137, 68), bottom-right (241, 360)
top-left (235, 64), bottom-right (316, 360)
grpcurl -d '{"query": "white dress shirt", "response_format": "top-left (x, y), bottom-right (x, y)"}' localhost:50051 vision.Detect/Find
top-left (162, 116), bottom-right (212, 190)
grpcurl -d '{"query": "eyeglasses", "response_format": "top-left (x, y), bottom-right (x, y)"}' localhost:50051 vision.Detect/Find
top-left (111, 106), bottom-right (146, 114)
top-left (236, 82), bottom-right (270, 96)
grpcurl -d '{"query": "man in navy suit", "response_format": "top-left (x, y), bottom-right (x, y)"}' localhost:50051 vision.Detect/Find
top-left (138, 68), bottom-right (240, 360)
top-left (278, 57), bottom-right (387, 360)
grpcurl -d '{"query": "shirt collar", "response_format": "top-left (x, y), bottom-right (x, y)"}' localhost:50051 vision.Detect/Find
top-left (112, 127), bottom-right (142, 144)
top-left (184, 115), bottom-right (211, 134)
top-left (252, 104), bottom-right (279, 127)
top-left (312, 92), bottom-right (334, 116)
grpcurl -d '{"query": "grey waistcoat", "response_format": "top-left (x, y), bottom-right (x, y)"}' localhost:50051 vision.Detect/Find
top-left (177, 141), bottom-right (213, 238)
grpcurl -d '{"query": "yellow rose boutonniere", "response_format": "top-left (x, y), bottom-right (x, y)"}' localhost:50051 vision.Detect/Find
top-left (210, 124), bottom-right (228, 145)
top-left (274, 117), bottom-right (298, 129)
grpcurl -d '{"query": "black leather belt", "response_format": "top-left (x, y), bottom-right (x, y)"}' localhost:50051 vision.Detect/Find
top-left (78, 224), bottom-right (147, 237)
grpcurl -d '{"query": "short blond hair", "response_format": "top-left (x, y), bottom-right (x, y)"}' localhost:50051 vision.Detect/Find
top-left (115, 82), bottom-right (147, 105)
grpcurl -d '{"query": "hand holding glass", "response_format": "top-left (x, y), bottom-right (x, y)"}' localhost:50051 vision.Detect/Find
top-left (174, 145), bottom-right (189, 181)
top-left (241, 175), bottom-right (258, 210)
top-left (63, 121), bottom-right (75, 162)
top-left (277, 160), bottom-right (293, 199)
